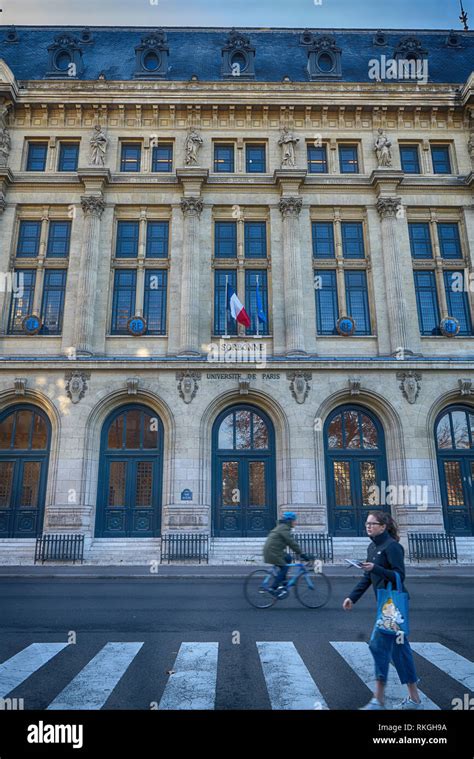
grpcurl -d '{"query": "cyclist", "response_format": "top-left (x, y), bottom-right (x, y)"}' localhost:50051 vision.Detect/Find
top-left (263, 512), bottom-right (311, 597)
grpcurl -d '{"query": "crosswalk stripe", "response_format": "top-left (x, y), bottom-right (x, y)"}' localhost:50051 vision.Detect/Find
top-left (158, 643), bottom-right (218, 710)
top-left (0, 643), bottom-right (69, 697)
top-left (411, 643), bottom-right (474, 691)
top-left (47, 642), bottom-right (143, 710)
top-left (257, 642), bottom-right (328, 710)
top-left (331, 642), bottom-right (440, 710)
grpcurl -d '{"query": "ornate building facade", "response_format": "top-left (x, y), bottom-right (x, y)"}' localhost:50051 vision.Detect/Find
top-left (0, 26), bottom-right (473, 563)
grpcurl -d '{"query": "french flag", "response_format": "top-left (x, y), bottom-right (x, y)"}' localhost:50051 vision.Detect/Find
top-left (226, 284), bottom-right (251, 327)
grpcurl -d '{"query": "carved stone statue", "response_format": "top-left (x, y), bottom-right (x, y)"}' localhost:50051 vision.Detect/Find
top-left (89, 125), bottom-right (108, 166)
top-left (468, 133), bottom-right (474, 167)
top-left (397, 371), bottom-right (421, 404)
top-left (0, 128), bottom-right (11, 167)
top-left (374, 129), bottom-right (392, 167)
top-left (0, 104), bottom-right (11, 130)
top-left (278, 127), bottom-right (299, 168)
top-left (184, 130), bottom-right (203, 166)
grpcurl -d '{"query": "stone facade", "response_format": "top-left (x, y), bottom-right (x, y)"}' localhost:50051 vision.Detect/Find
top-left (0, 28), bottom-right (473, 563)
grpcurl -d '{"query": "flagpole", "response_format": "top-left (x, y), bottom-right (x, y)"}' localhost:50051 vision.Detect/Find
top-left (224, 275), bottom-right (229, 339)
top-left (255, 275), bottom-right (260, 339)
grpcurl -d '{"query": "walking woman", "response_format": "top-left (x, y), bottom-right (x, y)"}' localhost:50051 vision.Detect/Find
top-left (342, 511), bottom-right (422, 710)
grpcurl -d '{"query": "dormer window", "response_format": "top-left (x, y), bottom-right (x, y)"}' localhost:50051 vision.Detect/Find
top-left (134, 31), bottom-right (169, 79)
top-left (46, 34), bottom-right (83, 79)
top-left (221, 29), bottom-right (255, 79)
top-left (373, 31), bottom-right (387, 46)
top-left (307, 34), bottom-right (342, 80)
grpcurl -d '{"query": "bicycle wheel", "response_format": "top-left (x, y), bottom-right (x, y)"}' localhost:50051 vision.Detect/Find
top-left (295, 571), bottom-right (331, 608)
top-left (244, 569), bottom-right (277, 608)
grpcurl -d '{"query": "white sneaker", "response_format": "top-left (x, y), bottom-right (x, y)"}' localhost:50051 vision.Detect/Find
top-left (398, 697), bottom-right (423, 710)
top-left (359, 697), bottom-right (385, 710)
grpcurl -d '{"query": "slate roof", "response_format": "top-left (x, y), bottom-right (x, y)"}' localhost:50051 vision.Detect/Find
top-left (1, 27), bottom-right (473, 84)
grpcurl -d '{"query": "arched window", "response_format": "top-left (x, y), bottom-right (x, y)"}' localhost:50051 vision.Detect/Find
top-left (435, 405), bottom-right (474, 535)
top-left (212, 405), bottom-right (276, 537)
top-left (96, 405), bottom-right (163, 538)
top-left (0, 405), bottom-right (51, 537)
top-left (324, 405), bottom-right (388, 536)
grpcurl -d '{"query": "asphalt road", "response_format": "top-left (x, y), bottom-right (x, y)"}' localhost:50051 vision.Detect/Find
top-left (0, 576), bottom-right (472, 711)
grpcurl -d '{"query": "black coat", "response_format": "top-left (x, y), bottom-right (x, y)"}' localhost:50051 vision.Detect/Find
top-left (348, 531), bottom-right (408, 604)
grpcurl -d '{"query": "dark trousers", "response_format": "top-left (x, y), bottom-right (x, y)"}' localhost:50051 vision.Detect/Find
top-left (272, 553), bottom-right (292, 588)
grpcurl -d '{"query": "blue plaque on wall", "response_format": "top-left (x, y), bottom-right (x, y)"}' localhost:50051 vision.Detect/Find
top-left (440, 316), bottom-right (460, 337)
top-left (336, 315), bottom-right (356, 337)
top-left (127, 315), bottom-right (147, 336)
top-left (22, 314), bottom-right (42, 335)
top-left (181, 489), bottom-right (193, 501)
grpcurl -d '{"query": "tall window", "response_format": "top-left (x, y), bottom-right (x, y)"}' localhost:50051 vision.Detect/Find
top-left (313, 217), bottom-right (371, 335)
top-left (213, 215), bottom-right (269, 335)
top-left (151, 143), bottom-right (173, 172)
top-left (58, 142), bottom-right (79, 172)
top-left (8, 213), bottom-right (71, 335)
top-left (410, 218), bottom-right (472, 336)
top-left (324, 405), bottom-right (388, 537)
top-left (308, 144), bottom-right (328, 173)
top-left (26, 142), bottom-right (48, 172)
top-left (431, 144), bottom-right (452, 174)
top-left (111, 215), bottom-right (169, 335)
top-left (339, 144), bottom-right (359, 173)
top-left (0, 405), bottom-right (51, 538)
top-left (214, 144), bottom-right (235, 173)
top-left (399, 144), bottom-right (421, 174)
top-left (435, 406), bottom-right (474, 535)
top-left (120, 143), bottom-right (141, 172)
top-left (246, 144), bottom-right (266, 173)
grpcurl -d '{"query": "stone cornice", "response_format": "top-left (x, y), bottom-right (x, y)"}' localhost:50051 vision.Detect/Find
top-left (10, 80), bottom-right (467, 109)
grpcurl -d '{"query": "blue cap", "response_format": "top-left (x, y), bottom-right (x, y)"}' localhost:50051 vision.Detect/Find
top-left (282, 511), bottom-right (297, 521)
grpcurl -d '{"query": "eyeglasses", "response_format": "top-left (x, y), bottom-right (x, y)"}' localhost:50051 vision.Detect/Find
top-left (365, 521), bottom-right (382, 527)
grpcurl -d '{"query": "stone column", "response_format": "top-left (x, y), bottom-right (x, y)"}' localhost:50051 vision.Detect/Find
top-left (279, 197), bottom-right (307, 355)
top-left (376, 196), bottom-right (412, 354)
top-left (74, 195), bottom-right (106, 355)
top-left (178, 197), bottom-right (204, 355)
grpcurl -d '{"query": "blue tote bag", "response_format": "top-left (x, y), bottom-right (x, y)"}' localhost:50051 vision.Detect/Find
top-left (374, 571), bottom-right (410, 638)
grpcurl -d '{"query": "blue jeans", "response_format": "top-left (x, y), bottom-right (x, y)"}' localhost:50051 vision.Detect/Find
top-left (369, 627), bottom-right (418, 685)
top-left (272, 554), bottom-right (292, 588)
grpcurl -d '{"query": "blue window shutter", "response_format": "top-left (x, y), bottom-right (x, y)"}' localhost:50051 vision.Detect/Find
top-left (438, 223), bottom-right (461, 259)
top-left (116, 221), bottom-right (139, 258)
top-left (215, 222), bottom-right (237, 258)
top-left (144, 270), bottom-right (167, 335)
top-left (312, 222), bottom-right (335, 258)
top-left (345, 270), bottom-right (371, 334)
top-left (40, 270), bottom-right (67, 334)
top-left (413, 270), bottom-right (440, 335)
top-left (46, 221), bottom-right (72, 257)
top-left (409, 223), bottom-right (433, 259)
top-left (17, 221), bottom-right (42, 257)
top-left (111, 270), bottom-right (136, 334)
top-left (444, 271), bottom-right (472, 335)
top-left (8, 270), bottom-right (36, 333)
top-left (342, 222), bottom-right (365, 259)
top-left (214, 269), bottom-right (237, 335)
top-left (244, 222), bottom-right (266, 258)
top-left (146, 221), bottom-right (169, 258)
top-left (245, 269), bottom-right (268, 335)
top-left (315, 270), bottom-right (338, 335)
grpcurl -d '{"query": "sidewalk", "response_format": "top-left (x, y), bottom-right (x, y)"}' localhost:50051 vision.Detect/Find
top-left (0, 563), bottom-right (472, 579)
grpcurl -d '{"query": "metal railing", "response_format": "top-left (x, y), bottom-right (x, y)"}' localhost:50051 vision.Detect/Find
top-left (35, 534), bottom-right (85, 564)
top-left (160, 533), bottom-right (209, 564)
top-left (290, 532), bottom-right (334, 563)
top-left (408, 532), bottom-right (458, 562)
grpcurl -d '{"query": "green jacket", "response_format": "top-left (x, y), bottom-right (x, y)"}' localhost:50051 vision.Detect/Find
top-left (263, 521), bottom-right (302, 565)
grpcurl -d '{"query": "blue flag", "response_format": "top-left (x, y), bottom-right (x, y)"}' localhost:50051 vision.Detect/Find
top-left (256, 277), bottom-right (267, 323)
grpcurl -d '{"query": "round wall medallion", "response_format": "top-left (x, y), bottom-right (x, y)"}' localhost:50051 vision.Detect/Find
top-left (440, 317), bottom-right (460, 337)
top-left (336, 316), bottom-right (356, 336)
top-left (22, 314), bottom-right (42, 335)
top-left (127, 315), bottom-right (147, 336)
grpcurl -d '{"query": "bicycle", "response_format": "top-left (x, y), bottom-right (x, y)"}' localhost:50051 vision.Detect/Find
top-left (244, 558), bottom-right (332, 609)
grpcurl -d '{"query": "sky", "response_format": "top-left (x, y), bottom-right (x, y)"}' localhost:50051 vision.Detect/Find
top-left (0, 0), bottom-right (471, 30)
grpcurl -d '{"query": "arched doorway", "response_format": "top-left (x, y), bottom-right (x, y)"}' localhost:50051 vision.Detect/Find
top-left (212, 404), bottom-right (276, 537)
top-left (324, 404), bottom-right (388, 536)
top-left (96, 404), bottom-right (163, 538)
top-left (435, 405), bottom-right (474, 535)
top-left (0, 405), bottom-right (51, 538)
